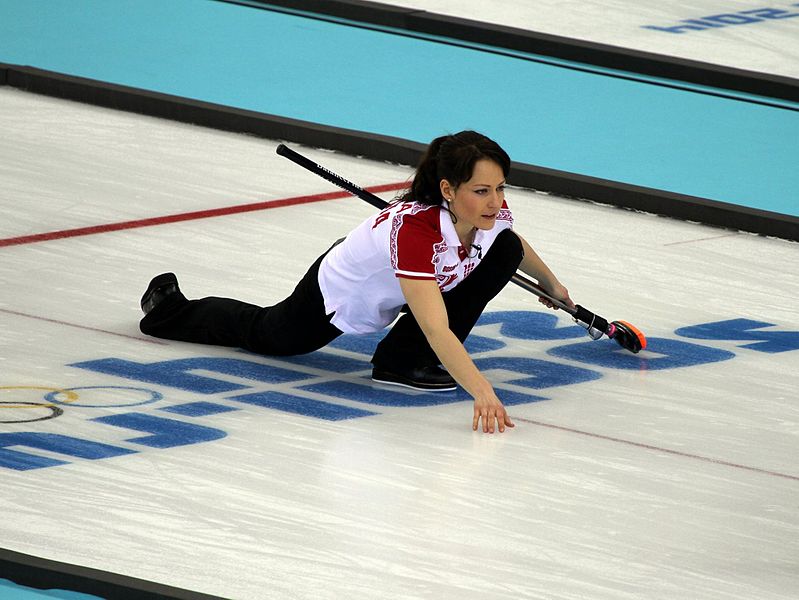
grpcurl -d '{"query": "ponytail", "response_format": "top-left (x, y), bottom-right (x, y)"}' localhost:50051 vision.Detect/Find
top-left (398, 131), bottom-right (510, 206)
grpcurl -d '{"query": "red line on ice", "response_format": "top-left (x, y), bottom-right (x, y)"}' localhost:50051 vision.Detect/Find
top-left (0, 182), bottom-right (408, 248)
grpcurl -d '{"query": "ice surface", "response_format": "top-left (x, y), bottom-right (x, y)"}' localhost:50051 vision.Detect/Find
top-left (1, 88), bottom-right (798, 599)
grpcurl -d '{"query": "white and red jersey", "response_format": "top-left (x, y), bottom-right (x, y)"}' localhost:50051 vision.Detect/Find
top-left (317, 199), bottom-right (514, 334)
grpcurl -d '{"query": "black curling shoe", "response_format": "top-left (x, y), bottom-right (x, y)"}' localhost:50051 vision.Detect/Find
top-left (372, 365), bottom-right (457, 392)
top-left (140, 272), bottom-right (179, 314)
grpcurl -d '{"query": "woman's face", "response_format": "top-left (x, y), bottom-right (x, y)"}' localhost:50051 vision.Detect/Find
top-left (440, 159), bottom-right (506, 236)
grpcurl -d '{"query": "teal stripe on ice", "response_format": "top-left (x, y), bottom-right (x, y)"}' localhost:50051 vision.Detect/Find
top-left (0, 0), bottom-right (796, 216)
top-left (1, 577), bottom-right (102, 599)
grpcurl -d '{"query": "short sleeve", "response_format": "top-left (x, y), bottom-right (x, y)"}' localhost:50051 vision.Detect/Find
top-left (390, 207), bottom-right (442, 280)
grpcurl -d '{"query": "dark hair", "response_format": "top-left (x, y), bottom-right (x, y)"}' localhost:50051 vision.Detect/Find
top-left (399, 131), bottom-right (511, 205)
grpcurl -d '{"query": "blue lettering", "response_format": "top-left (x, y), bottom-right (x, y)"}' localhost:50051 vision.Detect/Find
top-left (71, 357), bottom-right (312, 394)
top-left (93, 413), bottom-right (226, 448)
top-left (329, 331), bottom-right (383, 354)
top-left (229, 390), bottom-right (377, 420)
top-left (705, 13), bottom-right (762, 25)
top-left (548, 337), bottom-right (735, 370)
top-left (643, 7), bottom-right (799, 33)
top-left (464, 334), bottom-right (507, 353)
top-left (473, 357), bottom-right (601, 388)
top-left (741, 8), bottom-right (799, 19)
top-left (476, 310), bottom-right (585, 340)
top-left (254, 350), bottom-right (371, 372)
top-left (675, 319), bottom-right (799, 353)
top-left (0, 433), bottom-right (134, 471)
top-left (643, 23), bottom-right (709, 34)
top-left (300, 381), bottom-right (466, 407)
top-left (14, 312), bottom-right (788, 474)
top-left (160, 401), bottom-right (240, 417)
top-left (299, 384), bottom-right (546, 408)
top-left (683, 19), bottom-right (725, 28)
top-left (497, 389), bottom-right (548, 406)
top-left (328, 330), bottom-right (505, 355)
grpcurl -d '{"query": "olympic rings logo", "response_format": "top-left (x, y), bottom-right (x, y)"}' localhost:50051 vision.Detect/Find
top-left (0, 386), bottom-right (163, 424)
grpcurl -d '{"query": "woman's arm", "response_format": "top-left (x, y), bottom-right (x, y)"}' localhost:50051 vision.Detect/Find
top-left (398, 277), bottom-right (514, 433)
top-left (516, 233), bottom-right (575, 310)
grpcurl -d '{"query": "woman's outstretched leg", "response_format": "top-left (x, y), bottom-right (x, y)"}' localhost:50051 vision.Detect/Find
top-left (139, 252), bottom-right (342, 356)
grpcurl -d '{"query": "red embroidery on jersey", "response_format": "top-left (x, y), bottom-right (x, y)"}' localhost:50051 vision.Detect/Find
top-left (372, 211), bottom-right (390, 229)
top-left (389, 216), bottom-right (402, 269)
top-left (463, 261), bottom-right (476, 279)
top-left (436, 273), bottom-right (457, 289)
top-left (432, 240), bottom-right (448, 266)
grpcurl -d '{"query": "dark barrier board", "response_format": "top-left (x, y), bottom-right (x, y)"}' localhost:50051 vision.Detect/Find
top-left (223, 0), bottom-right (799, 103)
top-left (0, 548), bottom-right (226, 600)
top-left (1, 63), bottom-right (797, 242)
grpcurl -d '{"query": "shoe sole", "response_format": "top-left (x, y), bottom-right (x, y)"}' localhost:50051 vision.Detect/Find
top-left (371, 376), bottom-right (457, 392)
top-left (140, 272), bottom-right (178, 312)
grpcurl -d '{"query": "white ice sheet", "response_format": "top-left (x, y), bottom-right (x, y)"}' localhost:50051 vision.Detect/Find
top-left (1, 89), bottom-right (798, 599)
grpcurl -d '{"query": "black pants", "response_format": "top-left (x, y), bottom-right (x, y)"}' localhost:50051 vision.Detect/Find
top-left (140, 229), bottom-right (523, 366)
